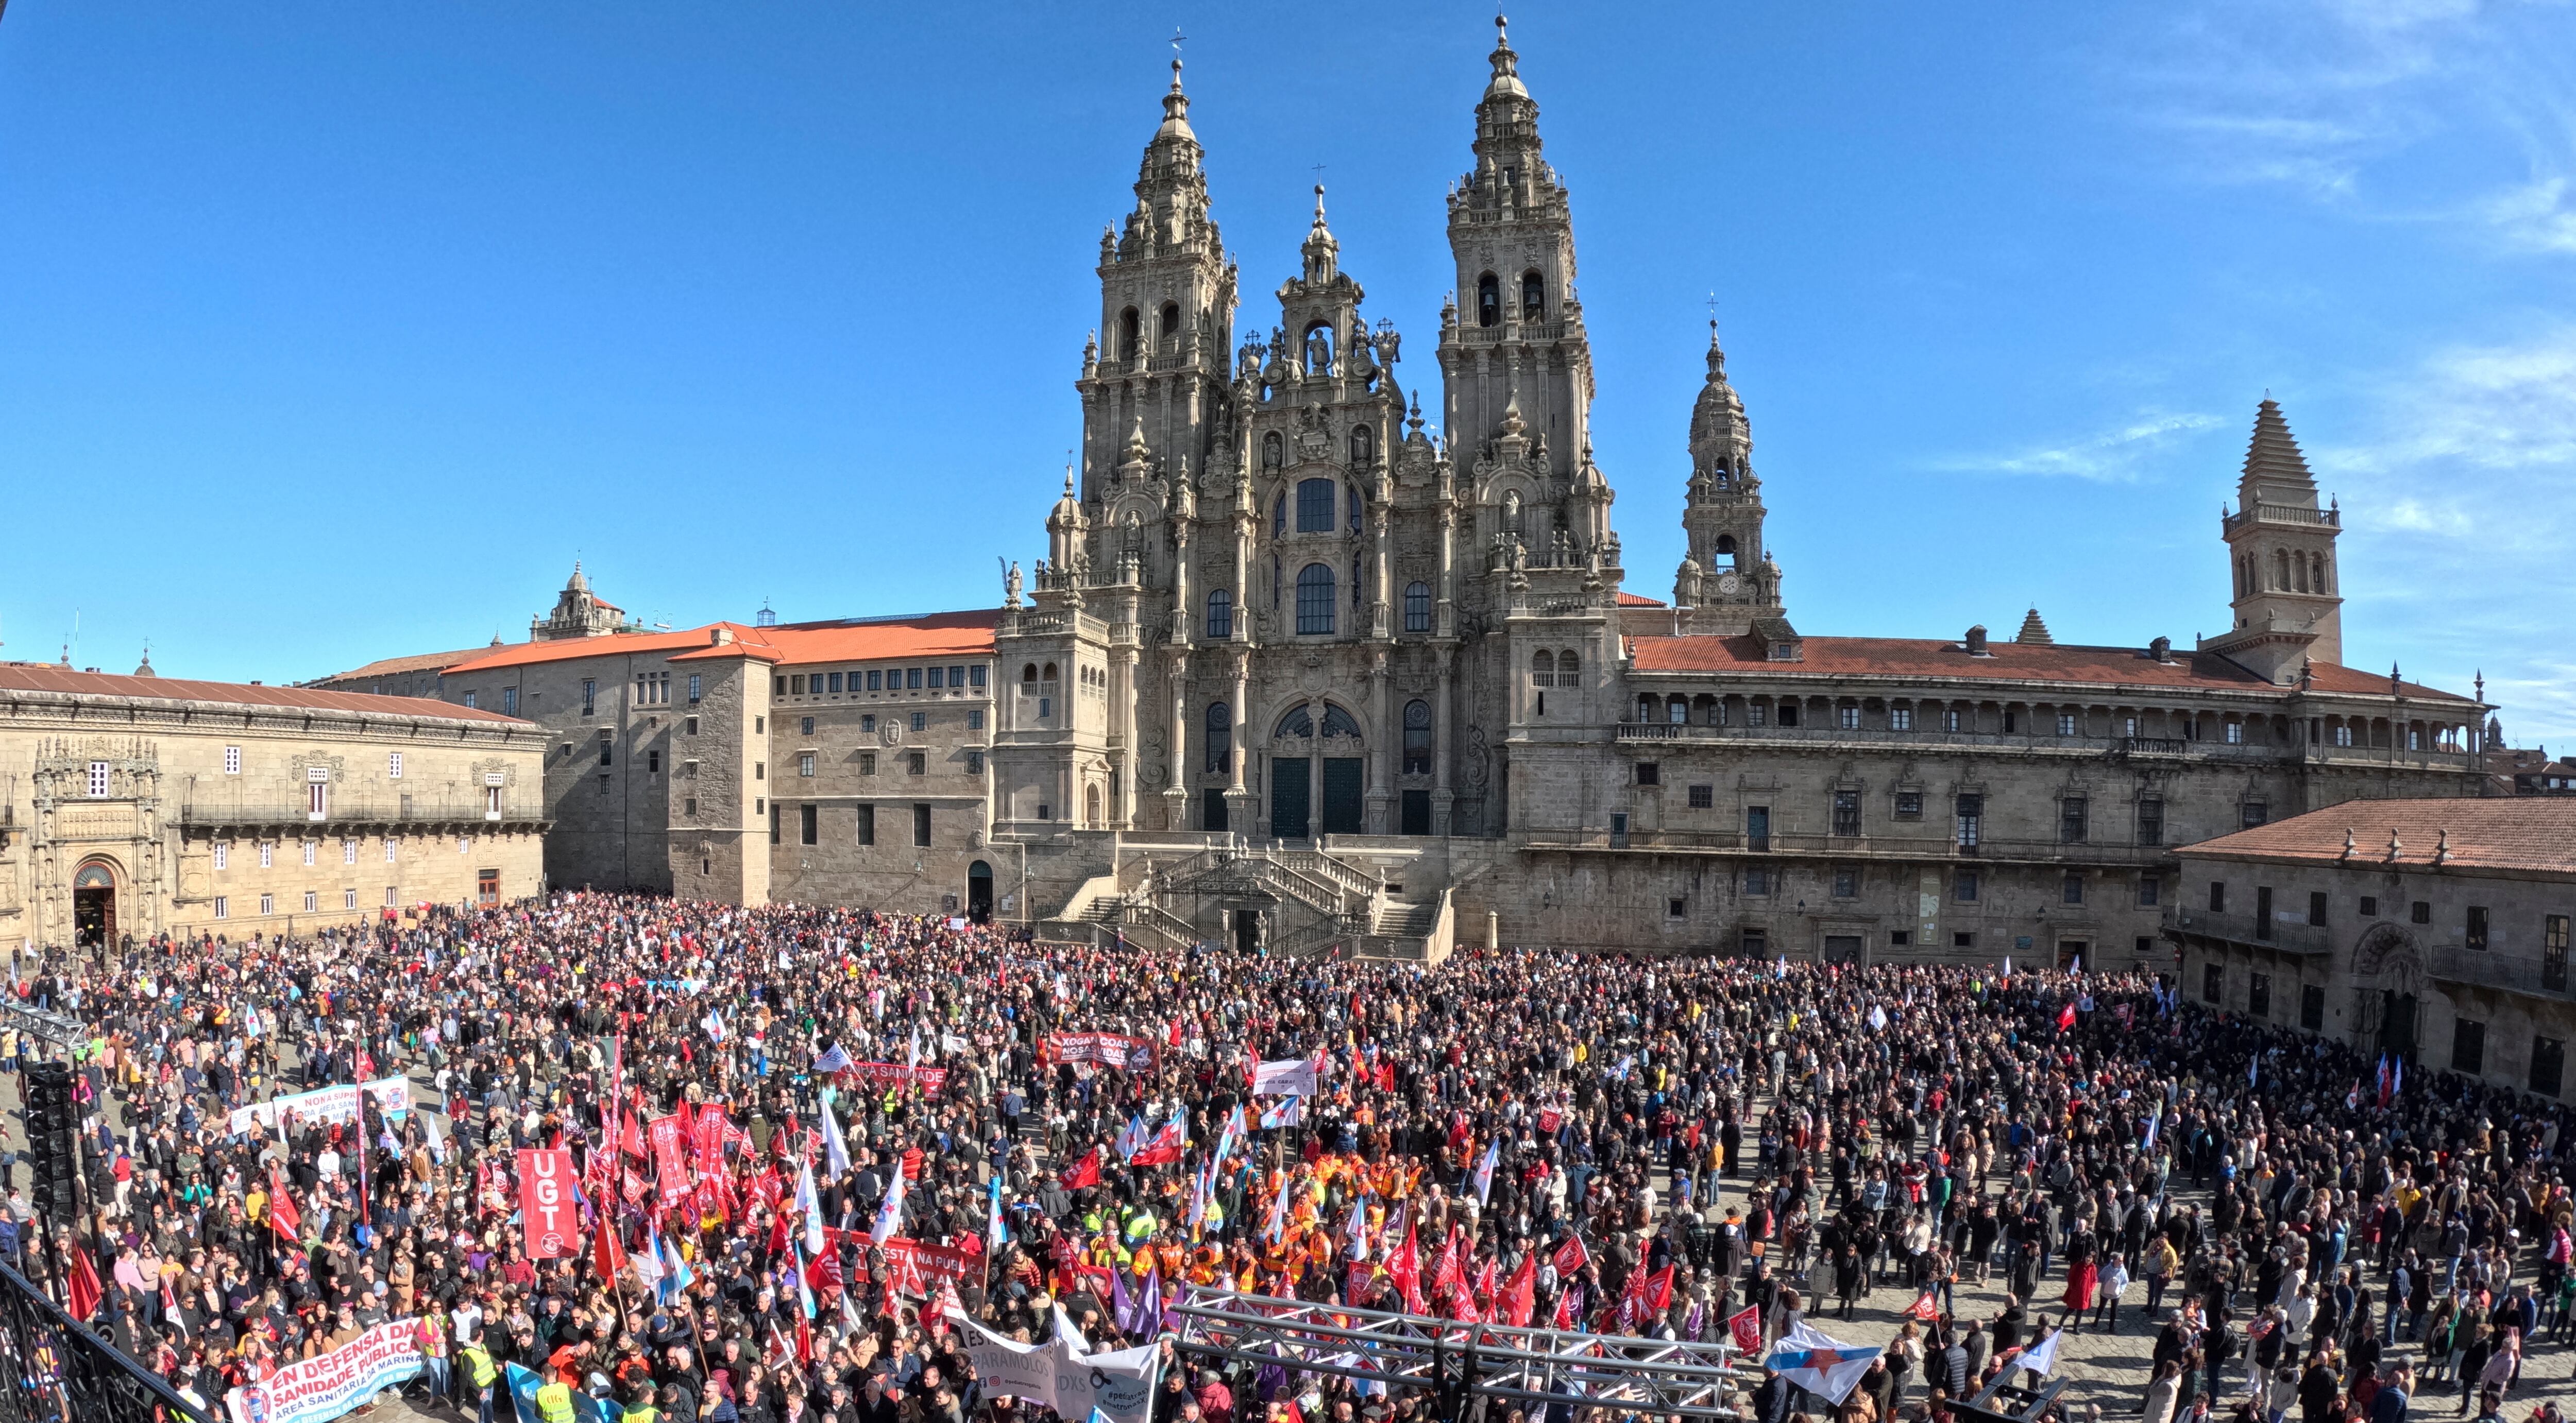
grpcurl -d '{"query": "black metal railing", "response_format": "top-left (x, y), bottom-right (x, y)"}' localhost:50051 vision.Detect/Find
top-left (0, 1258), bottom-right (212, 1423)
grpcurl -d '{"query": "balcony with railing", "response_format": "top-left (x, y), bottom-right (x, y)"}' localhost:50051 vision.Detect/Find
top-left (175, 800), bottom-right (544, 831)
top-left (2223, 503), bottom-right (2341, 533)
top-left (2427, 945), bottom-right (2574, 1000)
top-left (1519, 825), bottom-right (2171, 866)
top-left (2161, 905), bottom-right (2334, 956)
top-left (1608, 720), bottom-right (2284, 763)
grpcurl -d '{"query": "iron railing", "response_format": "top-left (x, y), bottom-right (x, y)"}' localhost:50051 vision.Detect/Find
top-left (2162, 906), bottom-right (2334, 956)
top-left (2428, 945), bottom-right (2575, 1000)
top-left (0, 1257), bottom-right (212, 1423)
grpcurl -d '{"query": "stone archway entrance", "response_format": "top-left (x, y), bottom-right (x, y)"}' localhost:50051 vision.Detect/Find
top-left (1269, 702), bottom-right (1364, 839)
top-left (71, 861), bottom-right (117, 949)
top-left (967, 861), bottom-right (994, 924)
top-left (2351, 922), bottom-right (2425, 1065)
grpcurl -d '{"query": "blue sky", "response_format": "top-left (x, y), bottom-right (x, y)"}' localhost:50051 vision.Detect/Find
top-left (4, 2), bottom-right (2571, 741)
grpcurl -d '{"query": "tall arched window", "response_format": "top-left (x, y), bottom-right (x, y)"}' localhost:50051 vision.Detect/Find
top-left (2313, 552), bottom-right (2328, 593)
top-left (1347, 483), bottom-right (1364, 535)
top-left (1117, 307), bottom-right (1140, 363)
top-left (1521, 271), bottom-right (1544, 319)
top-left (1350, 424), bottom-right (1374, 466)
top-left (1403, 581), bottom-right (1432, 633)
top-left (1262, 432), bottom-right (1284, 469)
top-left (1531, 650), bottom-right (1555, 688)
top-left (1321, 705), bottom-right (1363, 739)
top-left (1272, 493), bottom-right (1286, 538)
top-left (2275, 548), bottom-right (2292, 590)
top-left (1296, 478), bottom-right (1335, 533)
top-left (1558, 649), bottom-right (1579, 688)
top-left (1402, 699), bottom-right (1433, 774)
top-left (1476, 273), bottom-right (1501, 328)
top-left (1295, 563), bottom-right (1336, 634)
top-left (1206, 588), bottom-right (1232, 640)
top-left (1159, 302), bottom-right (1181, 344)
top-left (1022, 663), bottom-right (1038, 684)
top-left (1205, 702), bottom-right (1232, 773)
top-left (1714, 533), bottom-right (1737, 564)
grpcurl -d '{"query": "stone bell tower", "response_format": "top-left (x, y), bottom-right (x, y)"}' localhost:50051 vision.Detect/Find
top-left (2205, 398), bottom-right (2344, 681)
top-left (1673, 324), bottom-right (1785, 631)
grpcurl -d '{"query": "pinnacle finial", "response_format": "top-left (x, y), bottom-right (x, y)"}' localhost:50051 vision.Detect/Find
top-left (1496, 13), bottom-right (1510, 47)
top-left (1313, 183), bottom-right (1327, 224)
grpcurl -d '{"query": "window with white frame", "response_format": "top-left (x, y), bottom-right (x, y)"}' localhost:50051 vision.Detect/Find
top-left (384, 885), bottom-right (398, 907)
top-left (213, 896), bottom-right (229, 919)
top-left (258, 894), bottom-right (274, 915)
top-left (1889, 707), bottom-right (1913, 731)
top-left (343, 838), bottom-right (358, 864)
top-left (458, 835), bottom-right (471, 854)
top-left (389, 751), bottom-right (403, 778)
top-left (224, 745), bottom-right (242, 775)
top-left (384, 838), bottom-right (398, 863)
top-left (306, 767), bottom-right (329, 818)
top-left (1838, 706), bottom-right (1861, 730)
top-left (343, 888), bottom-right (357, 910)
top-left (213, 843), bottom-right (229, 871)
top-left (2225, 721), bottom-right (2245, 744)
top-left (302, 890), bottom-right (317, 912)
top-left (301, 841), bottom-right (316, 866)
top-left (258, 842), bottom-right (274, 869)
top-left (87, 761), bottom-right (110, 798)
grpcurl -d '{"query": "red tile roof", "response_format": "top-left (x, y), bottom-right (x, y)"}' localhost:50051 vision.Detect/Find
top-left (1615, 591), bottom-right (1667, 607)
top-left (313, 644), bottom-right (505, 683)
top-left (2177, 797), bottom-right (2576, 875)
top-left (0, 663), bottom-right (529, 724)
top-left (1628, 635), bottom-right (2474, 702)
top-left (443, 611), bottom-right (1001, 675)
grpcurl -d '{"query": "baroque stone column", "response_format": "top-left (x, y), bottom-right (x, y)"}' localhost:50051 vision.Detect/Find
top-left (1365, 649), bottom-right (1392, 834)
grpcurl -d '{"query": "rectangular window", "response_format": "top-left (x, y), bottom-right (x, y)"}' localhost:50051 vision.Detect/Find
top-left (598, 733), bottom-right (613, 767)
top-left (910, 712), bottom-right (926, 732)
top-left (754, 761), bottom-right (765, 779)
top-left (342, 887), bottom-right (357, 910)
top-left (259, 893), bottom-right (274, 916)
top-left (1746, 702), bottom-right (1766, 727)
top-left (1741, 928), bottom-right (1768, 956)
top-left (1668, 897), bottom-right (1686, 918)
top-left (2545, 915), bottom-right (2568, 991)
top-left (800, 804), bottom-right (818, 845)
top-left (301, 840), bottom-right (316, 867)
top-left (1952, 931), bottom-right (1974, 949)
top-left (2056, 712), bottom-right (2078, 736)
top-left (682, 797), bottom-right (697, 816)
top-left (301, 890), bottom-right (317, 913)
top-left (860, 752), bottom-right (876, 775)
top-left (2062, 872), bottom-right (2084, 905)
top-left (1954, 870), bottom-right (1979, 902)
top-left (970, 665), bottom-right (987, 688)
top-left (214, 896), bottom-right (229, 919)
top-left (2060, 796), bottom-right (2088, 843)
top-left (385, 837), bottom-right (397, 863)
top-left (307, 776), bottom-right (328, 818)
top-left (259, 841), bottom-right (274, 869)
top-left (646, 750), bottom-right (659, 774)
top-left (926, 667), bottom-right (944, 689)
top-left (2451, 1019), bottom-right (2486, 1075)
top-left (342, 838), bottom-right (358, 864)
top-left (1745, 804), bottom-right (1770, 852)
top-left (2224, 721), bottom-right (2245, 744)
top-left (1889, 707), bottom-right (1913, 731)
top-left (2202, 963), bottom-right (2222, 1003)
top-left (1954, 793), bottom-right (1982, 849)
top-left (502, 687), bottom-right (518, 716)
top-left (2361, 895), bottom-right (2379, 917)
top-left (908, 751), bottom-right (926, 776)
top-left (224, 745), bottom-right (241, 775)
top-left (389, 751), bottom-right (404, 779)
top-left (685, 716), bottom-right (699, 736)
top-left (2533, 1036), bottom-right (2566, 1099)
top-left (769, 804), bottom-right (780, 845)
top-left (1039, 696), bottom-right (1052, 720)
top-left (2136, 797), bottom-right (2162, 845)
top-left (1742, 866), bottom-right (1769, 896)
top-left (799, 752), bottom-right (816, 778)
top-left (827, 673), bottom-right (843, 693)
top-left (800, 716), bottom-right (815, 735)
top-left (582, 679), bottom-right (597, 716)
top-left (912, 803), bottom-right (932, 847)
top-left (2256, 885), bottom-right (2274, 939)
top-left (1832, 789), bottom-right (1860, 837)
top-left (2308, 890), bottom-right (2328, 926)
top-left (2003, 709), bottom-right (2018, 733)
top-left (776, 676), bottom-right (788, 696)
top-left (966, 750), bottom-right (984, 775)
top-left (1893, 790), bottom-right (1922, 819)
top-left (2209, 880), bottom-right (2227, 913)
top-left (2466, 905), bottom-right (2489, 950)
top-left (2300, 984), bottom-right (2326, 1031)
top-left (462, 691), bottom-right (477, 710)
top-left (1942, 709), bottom-right (1962, 733)
top-left (2248, 972), bottom-right (2270, 1019)
top-left (1776, 701), bottom-right (1800, 728)
top-left (863, 671), bottom-right (880, 691)
top-left (1831, 866), bottom-right (1858, 898)
top-left (87, 761), bottom-right (109, 798)
top-left (906, 668), bottom-right (923, 690)
top-left (385, 885), bottom-right (398, 907)
top-left (1636, 762), bottom-right (1660, 786)
top-left (967, 709), bottom-right (985, 731)
top-left (860, 713), bottom-right (877, 733)
top-left (856, 804), bottom-right (875, 845)
top-left (213, 843), bottom-right (229, 870)
top-left (2136, 875), bottom-right (2160, 907)
top-left (1687, 784), bottom-right (1713, 809)
top-left (1838, 706), bottom-right (1861, 730)
top-left (2242, 800), bottom-right (2268, 829)
top-left (2411, 899), bottom-right (2431, 924)
top-left (688, 674), bottom-right (702, 702)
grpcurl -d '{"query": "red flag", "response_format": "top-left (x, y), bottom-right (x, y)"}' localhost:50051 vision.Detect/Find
top-left (1550, 1288), bottom-right (1574, 1330)
top-left (1131, 1120), bottom-right (1186, 1168)
top-left (1502, 1254), bottom-right (1537, 1327)
top-left (64, 1245), bottom-right (103, 1323)
top-left (2056, 1003), bottom-right (2077, 1032)
top-left (594, 1216), bottom-right (628, 1281)
top-left (1376, 1061), bottom-right (1395, 1092)
top-left (1061, 1147), bottom-right (1101, 1190)
top-left (1645, 1265), bottom-right (1676, 1314)
top-left (1429, 1229), bottom-right (1464, 1302)
top-left (1447, 1279), bottom-right (1482, 1324)
top-left (1167, 1018), bottom-right (1183, 1048)
top-left (1904, 1290), bottom-right (1942, 1322)
top-left (795, 1315), bottom-right (814, 1366)
top-left (1550, 1235), bottom-right (1588, 1277)
top-left (1726, 1305), bottom-right (1762, 1354)
top-left (267, 1173), bottom-right (302, 1239)
top-left (518, 1147), bottom-right (578, 1260)
top-left (1391, 1222), bottom-right (1426, 1315)
top-left (1472, 1258), bottom-right (1499, 1306)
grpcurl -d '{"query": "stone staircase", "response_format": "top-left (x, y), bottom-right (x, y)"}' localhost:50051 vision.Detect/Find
top-left (1041, 843), bottom-right (1452, 961)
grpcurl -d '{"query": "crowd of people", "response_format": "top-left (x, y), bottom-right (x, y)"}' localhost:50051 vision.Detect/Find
top-left (9, 891), bottom-right (2576, 1423)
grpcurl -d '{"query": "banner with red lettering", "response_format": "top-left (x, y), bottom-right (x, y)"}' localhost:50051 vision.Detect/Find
top-left (870, 1236), bottom-right (978, 1297)
top-left (648, 1113), bottom-right (690, 1206)
top-left (841, 1062), bottom-right (950, 1092)
top-left (226, 1318), bottom-right (425, 1423)
top-left (518, 1148), bottom-right (577, 1259)
top-left (1042, 1033), bottom-right (1158, 1072)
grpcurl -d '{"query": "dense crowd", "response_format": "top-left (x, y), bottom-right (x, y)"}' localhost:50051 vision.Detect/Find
top-left (10, 892), bottom-right (2576, 1423)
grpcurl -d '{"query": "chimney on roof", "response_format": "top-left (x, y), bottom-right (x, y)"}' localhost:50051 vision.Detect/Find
top-left (1964, 625), bottom-right (1989, 657)
top-left (2434, 829), bottom-right (2451, 866)
top-left (711, 627), bottom-right (734, 646)
top-left (2149, 636), bottom-right (2172, 663)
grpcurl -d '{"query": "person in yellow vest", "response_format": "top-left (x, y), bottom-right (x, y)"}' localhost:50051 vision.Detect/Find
top-left (621, 1384), bottom-right (662, 1423)
top-left (459, 1331), bottom-right (500, 1423)
top-left (535, 1363), bottom-right (578, 1423)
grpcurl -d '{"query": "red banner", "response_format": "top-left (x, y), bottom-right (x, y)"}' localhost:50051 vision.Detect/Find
top-left (842, 1062), bottom-right (950, 1092)
top-left (517, 1148), bottom-right (577, 1260)
top-left (648, 1113), bottom-right (690, 1205)
top-left (840, 1233), bottom-right (976, 1297)
top-left (1041, 1032), bottom-right (1158, 1071)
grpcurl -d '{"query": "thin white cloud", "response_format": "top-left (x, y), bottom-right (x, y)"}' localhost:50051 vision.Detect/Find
top-left (1931, 412), bottom-right (2225, 483)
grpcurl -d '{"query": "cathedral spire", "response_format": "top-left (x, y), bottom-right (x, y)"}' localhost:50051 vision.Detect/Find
top-left (1301, 184), bottom-right (1339, 282)
top-left (1674, 319), bottom-right (1782, 627)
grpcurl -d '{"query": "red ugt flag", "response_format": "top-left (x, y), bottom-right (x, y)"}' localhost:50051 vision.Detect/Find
top-left (1726, 1305), bottom-right (1762, 1354)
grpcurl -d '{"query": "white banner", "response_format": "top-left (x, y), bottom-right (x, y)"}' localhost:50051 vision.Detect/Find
top-left (228, 1076), bottom-right (413, 1137)
top-left (225, 1319), bottom-right (423, 1423)
top-left (1251, 1058), bottom-right (1317, 1097)
top-left (955, 1314), bottom-right (1159, 1423)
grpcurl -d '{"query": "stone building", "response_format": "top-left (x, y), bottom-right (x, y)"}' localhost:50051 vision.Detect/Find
top-left (2168, 798), bottom-right (2576, 1104)
top-left (0, 660), bottom-right (545, 953)
top-left (984, 22), bottom-right (2493, 965)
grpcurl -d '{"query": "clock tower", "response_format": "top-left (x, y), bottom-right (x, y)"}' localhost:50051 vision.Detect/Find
top-left (1673, 324), bottom-right (1785, 631)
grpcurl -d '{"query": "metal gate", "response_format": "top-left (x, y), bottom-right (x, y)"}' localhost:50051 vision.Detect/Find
top-left (0, 1258), bottom-right (212, 1423)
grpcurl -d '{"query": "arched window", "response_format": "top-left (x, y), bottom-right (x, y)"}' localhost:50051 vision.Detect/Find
top-left (1262, 432), bottom-right (1284, 469)
top-left (2275, 548), bottom-right (2292, 590)
top-left (1403, 581), bottom-right (1432, 633)
top-left (1273, 493), bottom-right (1286, 538)
top-left (1159, 302), bottom-right (1181, 343)
top-left (2313, 552), bottom-right (2328, 593)
top-left (1206, 588), bottom-right (1233, 640)
top-left (1085, 784), bottom-right (1103, 826)
top-left (1118, 307), bottom-right (1140, 363)
top-left (1403, 699), bottom-right (1433, 775)
top-left (1350, 424), bottom-right (1375, 466)
top-left (1476, 273), bottom-right (1501, 328)
top-left (1558, 649), bottom-right (1580, 687)
top-left (1521, 271), bottom-right (1544, 319)
top-left (1296, 478), bottom-right (1335, 533)
top-left (1295, 563), bottom-right (1336, 634)
top-left (1041, 662), bottom-right (1058, 681)
top-left (1206, 702), bottom-right (1232, 773)
top-left (1714, 533), bottom-right (1737, 563)
top-left (1347, 482), bottom-right (1364, 535)
top-left (1321, 705), bottom-right (1363, 739)
top-left (1277, 707), bottom-right (1314, 739)
top-left (1022, 663), bottom-right (1038, 684)
top-left (1531, 650), bottom-right (1555, 688)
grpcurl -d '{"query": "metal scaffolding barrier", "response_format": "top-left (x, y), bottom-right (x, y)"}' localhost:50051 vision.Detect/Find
top-left (1167, 1288), bottom-right (1758, 1421)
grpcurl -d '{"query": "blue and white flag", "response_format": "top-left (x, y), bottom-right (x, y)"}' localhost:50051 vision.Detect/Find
top-left (1259, 1094), bottom-right (1303, 1129)
top-left (1765, 1322), bottom-right (1881, 1405)
top-left (988, 1176), bottom-right (1007, 1248)
top-left (702, 1010), bottom-right (725, 1045)
top-left (1472, 1137), bottom-right (1501, 1207)
top-left (796, 1158), bottom-right (826, 1255)
top-left (815, 1043), bottom-right (853, 1075)
top-left (820, 1095), bottom-right (853, 1178)
top-left (872, 1159), bottom-right (908, 1244)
